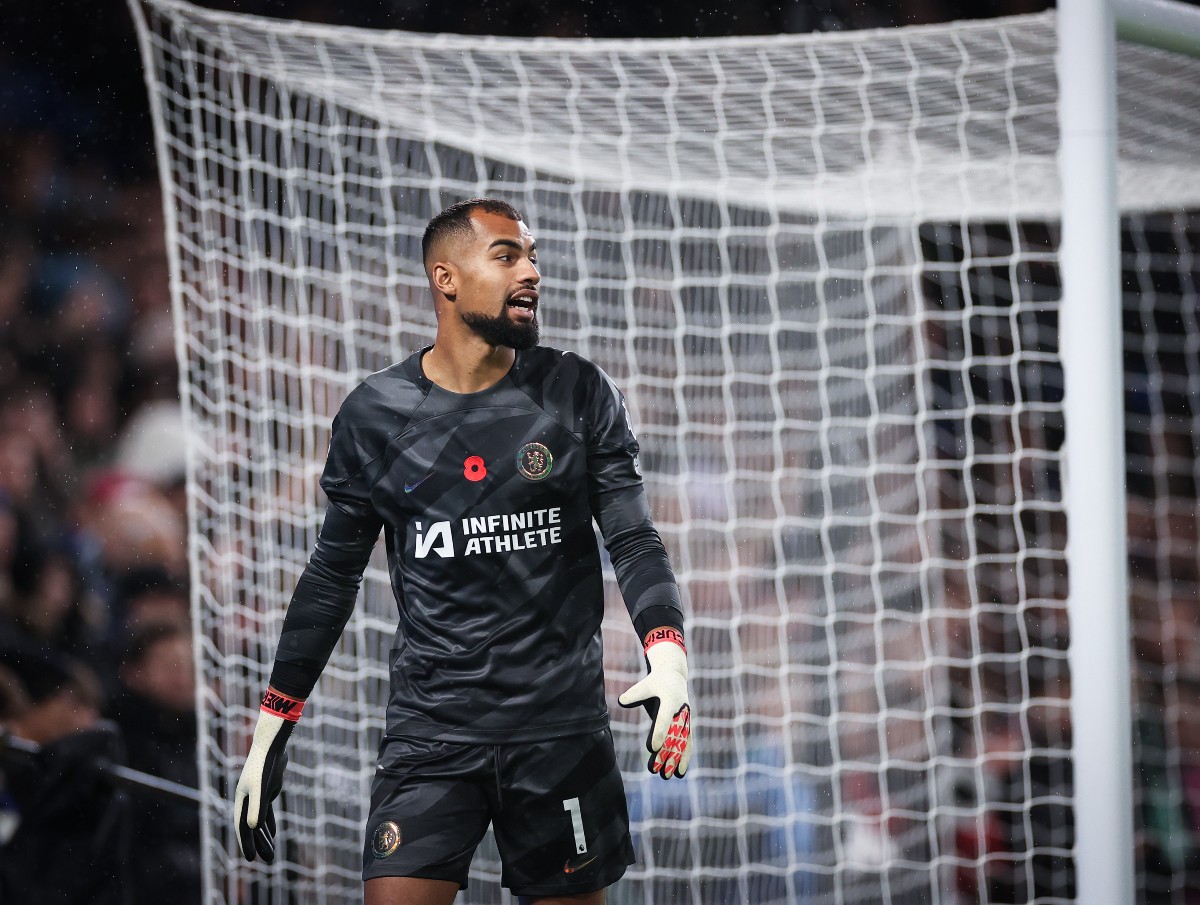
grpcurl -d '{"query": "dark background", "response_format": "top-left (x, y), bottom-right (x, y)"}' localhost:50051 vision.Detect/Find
top-left (1, 0), bottom-right (1055, 188)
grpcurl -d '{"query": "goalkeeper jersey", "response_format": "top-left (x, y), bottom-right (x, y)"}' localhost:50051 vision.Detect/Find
top-left (270, 346), bottom-right (683, 743)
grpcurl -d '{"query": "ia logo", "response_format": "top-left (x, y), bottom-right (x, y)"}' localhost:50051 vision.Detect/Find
top-left (414, 521), bottom-right (454, 558)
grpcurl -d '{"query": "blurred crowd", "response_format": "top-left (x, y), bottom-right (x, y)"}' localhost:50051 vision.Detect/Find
top-left (0, 126), bottom-right (199, 905)
top-left (2, 5), bottom-right (201, 902)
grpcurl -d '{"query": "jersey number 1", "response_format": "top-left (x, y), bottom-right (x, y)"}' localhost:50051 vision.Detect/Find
top-left (563, 797), bottom-right (587, 854)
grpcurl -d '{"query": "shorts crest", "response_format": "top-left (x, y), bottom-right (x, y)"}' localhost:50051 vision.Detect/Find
top-left (371, 820), bottom-right (402, 858)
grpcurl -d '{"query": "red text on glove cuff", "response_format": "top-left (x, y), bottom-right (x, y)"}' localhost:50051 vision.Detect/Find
top-left (261, 687), bottom-right (306, 721)
top-left (643, 626), bottom-right (687, 655)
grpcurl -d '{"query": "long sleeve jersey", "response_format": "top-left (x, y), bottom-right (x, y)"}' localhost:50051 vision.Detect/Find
top-left (267, 345), bottom-right (684, 743)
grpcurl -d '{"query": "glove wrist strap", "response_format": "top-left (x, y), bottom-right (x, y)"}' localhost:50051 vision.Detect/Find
top-left (261, 687), bottom-right (306, 722)
top-left (643, 626), bottom-right (686, 655)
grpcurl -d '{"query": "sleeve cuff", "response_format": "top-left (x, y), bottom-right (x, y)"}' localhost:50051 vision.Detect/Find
top-left (633, 604), bottom-right (684, 643)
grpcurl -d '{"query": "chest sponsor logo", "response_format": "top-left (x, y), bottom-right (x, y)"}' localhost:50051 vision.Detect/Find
top-left (516, 442), bottom-right (553, 481)
top-left (413, 507), bottom-right (562, 559)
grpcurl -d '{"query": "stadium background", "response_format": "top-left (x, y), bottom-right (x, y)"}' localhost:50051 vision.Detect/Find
top-left (4, 2), bottom-right (1198, 904)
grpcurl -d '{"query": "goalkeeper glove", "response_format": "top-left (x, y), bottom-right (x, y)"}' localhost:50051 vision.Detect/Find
top-left (234, 688), bottom-right (302, 862)
top-left (618, 627), bottom-right (692, 779)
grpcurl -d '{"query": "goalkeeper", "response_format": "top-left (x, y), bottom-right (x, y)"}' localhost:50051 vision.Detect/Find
top-left (234, 198), bottom-right (692, 905)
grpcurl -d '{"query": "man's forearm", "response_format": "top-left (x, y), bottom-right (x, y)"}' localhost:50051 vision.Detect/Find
top-left (268, 504), bottom-right (381, 698)
top-left (604, 521), bottom-right (685, 640)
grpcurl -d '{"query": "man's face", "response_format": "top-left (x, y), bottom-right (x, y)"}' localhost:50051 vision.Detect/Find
top-left (451, 210), bottom-right (541, 349)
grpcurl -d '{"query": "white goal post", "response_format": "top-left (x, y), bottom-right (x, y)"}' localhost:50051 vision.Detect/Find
top-left (1058, 0), bottom-right (1131, 902)
top-left (1063, 1), bottom-right (1200, 901)
top-left (129, 1), bottom-right (1200, 903)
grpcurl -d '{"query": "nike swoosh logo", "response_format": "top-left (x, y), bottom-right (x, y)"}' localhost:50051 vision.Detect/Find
top-left (404, 475), bottom-right (432, 493)
top-left (563, 853), bottom-right (598, 874)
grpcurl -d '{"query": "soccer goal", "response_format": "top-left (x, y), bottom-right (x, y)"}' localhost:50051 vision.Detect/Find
top-left (129, 1), bottom-right (1200, 902)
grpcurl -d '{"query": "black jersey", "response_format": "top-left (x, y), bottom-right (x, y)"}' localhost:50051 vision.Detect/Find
top-left (268, 346), bottom-right (683, 743)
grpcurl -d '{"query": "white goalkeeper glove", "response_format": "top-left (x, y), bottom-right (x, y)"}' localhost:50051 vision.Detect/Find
top-left (234, 688), bottom-right (302, 862)
top-left (619, 627), bottom-right (692, 779)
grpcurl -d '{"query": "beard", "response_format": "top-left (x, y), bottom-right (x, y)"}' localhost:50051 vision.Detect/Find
top-left (462, 308), bottom-right (540, 350)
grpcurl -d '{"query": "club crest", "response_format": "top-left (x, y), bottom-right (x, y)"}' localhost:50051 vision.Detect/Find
top-left (516, 442), bottom-right (553, 481)
top-left (371, 820), bottom-right (402, 858)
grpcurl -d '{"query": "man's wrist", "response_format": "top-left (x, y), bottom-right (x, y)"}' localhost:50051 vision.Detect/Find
top-left (643, 626), bottom-right (686, 655)
top-left (261, 687), bottom-right (306, 722)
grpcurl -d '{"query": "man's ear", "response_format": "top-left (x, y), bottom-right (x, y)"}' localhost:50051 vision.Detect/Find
top-left (431, 261), bottom-right (457, 301)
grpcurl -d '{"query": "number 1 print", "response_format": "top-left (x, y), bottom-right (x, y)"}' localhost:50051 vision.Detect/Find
top-left (563, 797), bottom-right (587, 854)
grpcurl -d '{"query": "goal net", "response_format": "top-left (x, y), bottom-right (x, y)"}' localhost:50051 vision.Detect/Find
top-left (129, 1), bottom-right (1200, 902)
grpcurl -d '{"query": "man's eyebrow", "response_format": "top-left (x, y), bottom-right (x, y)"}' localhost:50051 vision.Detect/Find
top-left (487, 238), bottom-right (536, 252)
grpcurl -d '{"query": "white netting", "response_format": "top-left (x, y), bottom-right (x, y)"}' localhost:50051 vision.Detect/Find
top-left (128, 1), bottom-right (1200, 902)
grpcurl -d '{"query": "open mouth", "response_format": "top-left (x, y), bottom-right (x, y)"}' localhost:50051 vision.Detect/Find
top-left (507, 292), bottom-right (538, 314)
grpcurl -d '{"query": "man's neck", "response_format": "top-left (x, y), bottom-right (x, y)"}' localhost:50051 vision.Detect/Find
top-left (422, 335), bottom-right (516, 394)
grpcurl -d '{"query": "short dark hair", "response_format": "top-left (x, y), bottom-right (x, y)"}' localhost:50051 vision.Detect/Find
top-left (421, 197), bottom-right (524, 268)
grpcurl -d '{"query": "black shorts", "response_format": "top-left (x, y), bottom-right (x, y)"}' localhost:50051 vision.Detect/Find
top-left (362, 728), bottom-right (635, 896)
